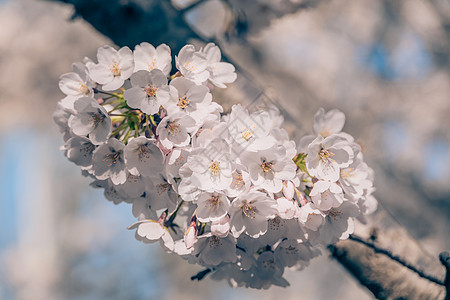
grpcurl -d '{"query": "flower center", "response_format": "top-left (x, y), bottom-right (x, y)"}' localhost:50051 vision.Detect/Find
top-left (284, 245), bottom-right (299, 255)
top-left (268, 216), bottom-right (283, 231)
top-left (261, 258), bottom-right (276, 270)
top-left (242, 201), bottom-right (257, 219)
top-left (80, 142), bottom-right (95, 157)
top-left (209, 160), bottom-right (221, 176)
top-left (144, 85), bottom-right (157, 97)
top-left (208, 236), bottom-right (222, 248)
top-left (320, 129), bottom-right (331, 137)
top-left (328, 209), bottom-right (342, 220)
top-left (147, 60), bottom-right (156, 70)
top-left (157, 183), bottom-right (171, 195)
top-left (206, 195), bottom-right (221, 211)
top-left (79, 83), bottom-right (89, 95)
top-left (319, 148), bottom-right (334, 163)
top-left (88, 110), bottom-right (105, 127)
top-left (241, 127), bottom-right (254, 142)
top-left (177, 95), bottom-right (190, 109)
top-left (110, 61), bottom-right (121, 76)
top-left (127, 173), bottom-right (139, 183)
top-left (166, 121), bottom-right (181, 136)
top-left (231, 171), bottom-right (244, 190)
top-left (261, 160), bottom-right (274, 173)
top-left (184, 60), bottom-right (197, 72)
top-left (103, 151), bottom-right (121, 167)
top-left (138, 144), bottom-right (151, 161)
top-left (340, 168), bottom-right (355, 179)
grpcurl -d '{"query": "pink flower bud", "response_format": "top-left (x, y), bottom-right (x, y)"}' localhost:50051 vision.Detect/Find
top-left (184, 221), bottom-right (198, 249)
top-left (282, 180), bottom-right (295, 200)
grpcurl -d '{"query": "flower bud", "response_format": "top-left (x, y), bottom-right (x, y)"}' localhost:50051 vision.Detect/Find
top-left (282, 180), bottom-right (295, 200)
top-left (184, 221), bottom-right (198, 249)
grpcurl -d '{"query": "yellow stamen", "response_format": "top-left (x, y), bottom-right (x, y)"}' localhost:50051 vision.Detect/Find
top-left (109, 61), bottom-right (121, 76)
top-left (144, 85), bottom-right (157, 97)
top-left (209, 160), bottom-right (221, 176)
top-left (177, 95), bottom-right (190, 109)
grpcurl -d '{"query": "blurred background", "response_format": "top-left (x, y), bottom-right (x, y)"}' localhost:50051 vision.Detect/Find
top-left (0, 0), bottom-right (449, 299)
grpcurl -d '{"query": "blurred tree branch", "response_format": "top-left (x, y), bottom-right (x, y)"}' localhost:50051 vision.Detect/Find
top-left (329, 205), bottom-right (447, 299)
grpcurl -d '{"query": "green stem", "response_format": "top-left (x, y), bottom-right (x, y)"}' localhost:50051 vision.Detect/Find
top-left (149, 114), bottom-right (157, 126)
top-left (134, 122), bottom-right (140, 137)
top-left (111, 121), bottom-right (127, 136)
top-left (168, 200), bottom-right (184, 223)
top-left (122, 128), bottom-right (132, 144)
top-left (145, 114), bottom-right (151, 135)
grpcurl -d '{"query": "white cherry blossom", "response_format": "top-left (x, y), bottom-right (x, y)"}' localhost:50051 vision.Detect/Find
top-left (124, 69), bottom-right (170, 115)
top-left (68, 97), bottom-right (112, 145)
top-left (166, 77), bottom-right (212, 116)
top-left (175, 44), bottom-right (209, 84)
top-left (124, 137), bottom-right (164, 177)
top-left (184, 139), bottom-right (233, 191)
top-left (318, 201), bottom-right (360, 244)
top-left (242, 146), bottom-right (297, 193)
top-left (306, 134), bottom-right (354, 182)
top-left (201, 43), bottom-right (237, 88)
top-left (313, 108), bottom-right (346, 138)
top-left (229, 191), bottom-right (277, 238)
top-left (194, 234), bottom-right (237, 267)
top-left (195, 192), bottom-right (230, 223)
top-left (133, 42), bottom-right (171, 75)
top-left (87, 45), bottom-right (134, 91)
top-left (310, 180), bottom-right (344, 211)
top-left (128, 217), bottom-right (174, 251)
top-left (92, 138), bottom-right (127, 185)
top-left (64, 136), bottom-right (96, 168)
top-left (59, 62), bottom-right (94, 105)
top-left (156, 113), bottom-right (196, 149)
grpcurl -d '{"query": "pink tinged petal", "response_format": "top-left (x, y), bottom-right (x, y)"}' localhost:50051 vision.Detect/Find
top-left (97, 45), bottom-right (119, 65)
top-left (329, 182), bottom-right (343, 194)
top-left (136, 221), bottom-right (165, 240)
top-left (102, 76), bottom-right (124, 91)
top-left (118, 46), bottom-right (134, 79)
top-left (209, 62), bottom-right (237, 88)
top-left (148, 69), bottom-right (168, 87)
top-left (66, 136), bottom-right (95, 167)
top-left (332, 146), bottom-right (353, 166)
top-left (203, 43), bottom-right (221, 62)
top-left (211, 215), bottom-right (230, 238)
top-left (134, 42), bottom-right (157, 72)
top-left (244, 218), bottom-right (268, 238)
top-left (59, 73), bottom-right (85, 96)
top-left (156, 87), bottom-right (170, 106)
top-left (68, 115), bottom-right (92, 136)
top-left (155, 44), bottom-right (172, 74)
top-left (124, 86), bottom-right (147, 109)
top-left (110, 168), bottom-right (127, 185)
top-left (88, 64), bottom-right (113, 84)
top-left (89, 116), bottom-right (112, 145)
top-left (318, 161), bottom-right (340, 182)
top-left (159, 136), bottom-right (173, 150)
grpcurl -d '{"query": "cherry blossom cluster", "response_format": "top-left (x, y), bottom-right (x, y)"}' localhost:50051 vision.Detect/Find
top-left (54, 42), bottom-right (377, 289)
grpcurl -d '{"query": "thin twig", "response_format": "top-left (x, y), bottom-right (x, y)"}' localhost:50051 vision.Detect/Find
top-left (190, 268), bottom-right (212, 281)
